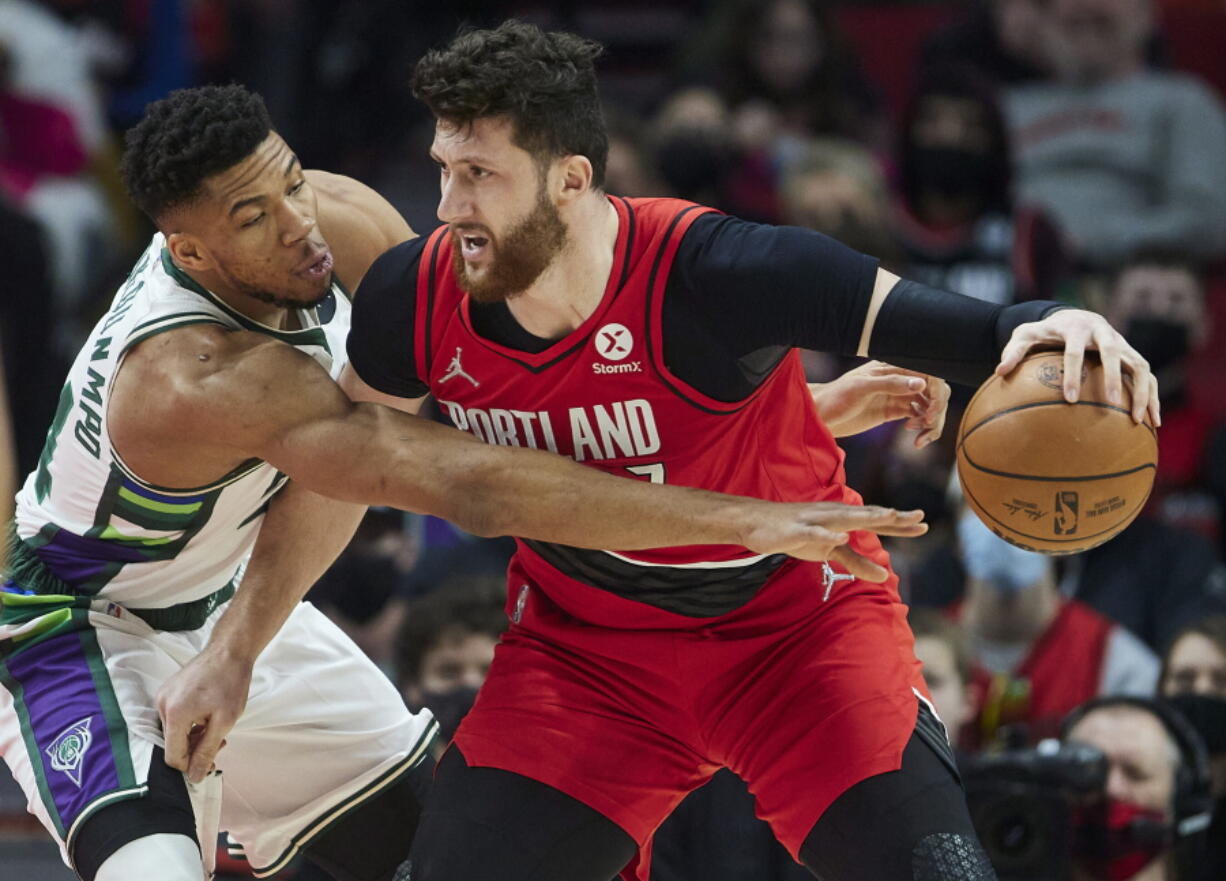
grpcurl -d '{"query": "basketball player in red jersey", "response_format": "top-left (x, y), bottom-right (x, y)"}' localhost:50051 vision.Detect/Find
top-left (344, 22), bottom-right (1160, 881)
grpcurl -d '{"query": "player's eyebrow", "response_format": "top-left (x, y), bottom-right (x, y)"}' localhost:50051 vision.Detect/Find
top-left (227, 152), bottom-right (303, 217)
top-left (430, 150), bottom-right (495, 167)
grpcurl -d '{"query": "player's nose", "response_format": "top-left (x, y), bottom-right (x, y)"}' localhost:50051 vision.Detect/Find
top-left (437, 177), bottom-right (473, 225)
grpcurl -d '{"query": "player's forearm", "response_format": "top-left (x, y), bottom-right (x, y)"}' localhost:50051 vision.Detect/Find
top-left (206, 481), bottom-right (366, 665)
top-left (435, 445), bottom-right (758, 550)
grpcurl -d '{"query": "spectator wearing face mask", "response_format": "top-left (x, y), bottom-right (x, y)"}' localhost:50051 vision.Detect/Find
top-left (1104, 252), bottom-right (1225, 542)
top-left (957, 511), bottom-right (1159, 747)
top-left (894, 65), bottom-right (1069, 308)
top-left (1062, 697), bottom-right (1213, 881)
top-left (395, 575), bottom-right (506, 755)
top-left (1161, 616), bottom-right (1226, 881)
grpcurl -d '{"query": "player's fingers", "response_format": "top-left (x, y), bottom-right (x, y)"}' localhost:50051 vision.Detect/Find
top-left (830, 545), bottom-right (888, 583)
top-left (1094, 329), bottom-right (1125, 407)
top-left (157, 699), bottom-right (194, 772)
top-left (996, 330), bottom-right (1035, 376)
top-left (1124, 355), bottom-right (1154, 425)
top-left (1062, 332), bottom-right (1088, 403)
top-left (814, 506), bottom-right (927, 535)
top-left (857, 374), bottom-right (927, 396)
top-left (1148, 373), bottom-right (1161, 427)
top-left (187, 723), bottom-right (226, 784)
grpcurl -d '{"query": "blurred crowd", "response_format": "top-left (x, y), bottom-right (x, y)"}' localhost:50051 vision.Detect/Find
top-left (5, 0), bottom-right (1226, 880)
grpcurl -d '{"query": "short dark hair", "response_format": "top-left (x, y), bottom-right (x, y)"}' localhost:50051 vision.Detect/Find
top-left (120, 84), bottom-right (273, 220)
top-left (411, 20), bottom-right (608, 188)
top-left (1109, 247), bottom-right (1205, 291)
top-left (395, 574), bottom-right (507, 689)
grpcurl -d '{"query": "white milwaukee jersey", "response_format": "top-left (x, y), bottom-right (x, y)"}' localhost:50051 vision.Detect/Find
top-left (13, 234), bottom-right (351, 609)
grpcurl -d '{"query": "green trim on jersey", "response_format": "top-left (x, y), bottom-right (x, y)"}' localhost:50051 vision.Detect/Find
top-left (80, 626), bottom-right (137, 789)
top-left (33, 382), bottom-right (75, 503)
top-left (159, 249), bottom-right (332, 351)
top-left (121, 314), bottom-right (227, 355)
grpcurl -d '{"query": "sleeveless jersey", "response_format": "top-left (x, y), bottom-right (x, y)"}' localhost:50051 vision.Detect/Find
top-left (12, 234), bottom-right (351, 609)
top-left (415, 197), bottom-right (877, 616)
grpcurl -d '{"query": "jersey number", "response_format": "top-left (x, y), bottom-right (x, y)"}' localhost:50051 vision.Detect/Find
top-left (626, 463), bottom-right (666, 485)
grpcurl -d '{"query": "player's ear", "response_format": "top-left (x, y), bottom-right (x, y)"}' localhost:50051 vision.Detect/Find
top-left (165, 232), bottom-right (216, 274)
top-left (556, 154), bottom-right (593, 204)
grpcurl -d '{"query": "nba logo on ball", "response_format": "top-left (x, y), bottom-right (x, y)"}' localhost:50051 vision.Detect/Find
top-left (595, 324), bottom-right (633, 361)
top-left (1053, 492), bottom-right (1079, 535)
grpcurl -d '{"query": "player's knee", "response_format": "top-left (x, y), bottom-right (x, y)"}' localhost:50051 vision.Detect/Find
top-left (911, 832), bottom-right (996, 881)
top-left (301, 758), bottom-right (431, 881)
top-left (93, 833), bottom-right (203, 881)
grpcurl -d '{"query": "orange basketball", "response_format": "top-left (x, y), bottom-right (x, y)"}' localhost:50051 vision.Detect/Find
top-left (955, 351), bottom-right (1157, 554)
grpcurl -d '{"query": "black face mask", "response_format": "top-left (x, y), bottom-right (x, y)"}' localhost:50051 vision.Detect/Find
top-left (656, 131), bottom-right (733, 200)
top-left (911, 147), bottom-right (994, 201)
top-left (1124, 319), bottom-right (1191, 376)
top-left (1165, 693), bottom-right (1226, 754)
top-left (420, 686), bottom-right (481, 742)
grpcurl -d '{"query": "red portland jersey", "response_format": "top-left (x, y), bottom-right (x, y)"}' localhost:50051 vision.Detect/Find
top-left (414, 197), bottom-right (887, 617)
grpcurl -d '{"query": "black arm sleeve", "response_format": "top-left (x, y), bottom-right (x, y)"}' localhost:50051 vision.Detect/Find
top-left (867, 280), bottom-right (1065, 387)
top-left (345, 237), bottom-right (431, 399)
top-left (664, 214), bottom-right (1066, 397)
top-left (663, 214), bottom-right (878, 401)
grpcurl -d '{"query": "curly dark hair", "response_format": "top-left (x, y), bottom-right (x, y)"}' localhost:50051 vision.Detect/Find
top-left (411, 20), bottom-right (608, 188)
top-left (120, 84), bottom-right (273, 220)
top-left (395, 574), bottom-right (508, 689)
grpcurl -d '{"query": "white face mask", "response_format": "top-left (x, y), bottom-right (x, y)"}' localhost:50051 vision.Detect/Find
top-left (957, 511), bottom-right (1050, 594)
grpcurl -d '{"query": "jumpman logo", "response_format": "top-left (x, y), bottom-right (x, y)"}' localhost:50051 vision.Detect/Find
top-left (440, 347), bottom-right (479, 387)
top-left (821, 562), bottom-right (855, 602)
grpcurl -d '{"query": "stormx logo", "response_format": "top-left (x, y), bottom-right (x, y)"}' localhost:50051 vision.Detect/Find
top-left (593, 323), bottom-right (643, 375)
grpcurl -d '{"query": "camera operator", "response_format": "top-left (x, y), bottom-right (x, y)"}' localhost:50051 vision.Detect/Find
top-left (1062, 697), bottom-right (1213, 881)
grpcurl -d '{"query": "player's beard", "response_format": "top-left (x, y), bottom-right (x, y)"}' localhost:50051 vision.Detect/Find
top-left (451, 188), bottom-right (568, 303)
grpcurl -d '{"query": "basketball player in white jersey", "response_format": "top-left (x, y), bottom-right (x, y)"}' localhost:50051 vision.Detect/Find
top-left (0, 85), bottom-right (932, 881)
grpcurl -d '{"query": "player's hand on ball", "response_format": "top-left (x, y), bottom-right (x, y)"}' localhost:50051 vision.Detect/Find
top-left (995, 308), bottom-right (1160, 426)
top-left (741, 503), bottom-right (927, 582)
top-left (156, 647), bottom-right (252, 783)
top-left (808, 362), bottom-right (950, 446)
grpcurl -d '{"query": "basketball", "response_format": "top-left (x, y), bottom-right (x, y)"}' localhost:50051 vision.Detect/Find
top-left (956, 351), bottom-right (1158, 554)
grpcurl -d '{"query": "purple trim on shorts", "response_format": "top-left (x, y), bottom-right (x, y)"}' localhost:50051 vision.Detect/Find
top-left (7, 633), bottom-right (122, 827)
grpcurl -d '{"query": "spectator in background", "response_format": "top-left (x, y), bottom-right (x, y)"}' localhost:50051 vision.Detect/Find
top-left (957, 511), bottom-right (1159, 747)
top-left (1162, 616), bottom-right (1226, 699)
top-left (778, 138), bottom-right (897, 262)
top-left (921, 0), bottom-right (1051, 86)
top-left (603, 109), bottom-right (667, 199)
top-left (395, 574), bottom-right (507, 754)
top-left (1005, 0), bottom-right (1226, 268)
top-left (909, 607), bottom-right (975, 753)
top-left (1063, 698), bottom-right (1210, 881)
top-left (667, 0), bottom-right (885, 221)
top-left (0, 2), bottom-right (115, 347)
top-left (894, 64), bottom-right (1068, 307)
top-left (308, 507), bottom-right (418, 672)
top-left (1068, 515), bottom-right (1226, 653)
top-left (1103, 252), bottom-right (1225, 543)
top-left (1161, 617), bottom-right (1226, 881)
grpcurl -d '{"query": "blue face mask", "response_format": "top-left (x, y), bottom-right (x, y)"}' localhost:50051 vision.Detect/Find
top-left (958, 512), bottom-right (1050, 594)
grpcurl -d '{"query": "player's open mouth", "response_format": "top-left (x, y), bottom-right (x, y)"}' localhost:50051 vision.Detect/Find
top-left (297, 251), bottom-right (333, 280)
top-left (461, 234), bottom-right (490, 261)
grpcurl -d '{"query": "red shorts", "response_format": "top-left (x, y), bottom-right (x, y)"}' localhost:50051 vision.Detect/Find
top-left (453, 548), bottom-right (928, 880)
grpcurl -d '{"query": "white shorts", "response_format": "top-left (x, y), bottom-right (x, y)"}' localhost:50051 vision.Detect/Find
top-left (0, 596), bottom-right (436, 877)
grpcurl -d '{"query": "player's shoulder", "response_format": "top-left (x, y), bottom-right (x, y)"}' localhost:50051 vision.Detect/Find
top-left (621, 195), bottom-right (718, 227)
top-left (309, 170), bottom-right (416, 290)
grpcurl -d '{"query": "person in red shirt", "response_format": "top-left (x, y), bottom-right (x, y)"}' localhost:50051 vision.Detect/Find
top-left (343, 21), bottom-right (1158, 881)
top-left (956, 511), bottom-right (1159, 748)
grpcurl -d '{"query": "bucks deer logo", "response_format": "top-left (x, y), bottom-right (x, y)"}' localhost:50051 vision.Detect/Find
top-left (46, 716), bottom-right (93, 788)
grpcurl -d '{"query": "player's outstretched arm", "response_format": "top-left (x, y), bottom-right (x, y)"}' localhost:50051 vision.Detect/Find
top-left (157, 327), bottom-right (927, 558)
top-left (158, 480), bottom-right (367, 782)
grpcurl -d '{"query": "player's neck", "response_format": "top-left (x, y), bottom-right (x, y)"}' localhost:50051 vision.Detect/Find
top-left (505, 196), bottom-right (618, 340)
top-left (184, 266), bottom-right (296, 330)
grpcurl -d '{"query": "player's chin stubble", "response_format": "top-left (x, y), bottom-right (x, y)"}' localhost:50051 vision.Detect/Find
top-left (453, 190), bottom-right (568, 303)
